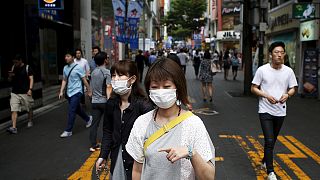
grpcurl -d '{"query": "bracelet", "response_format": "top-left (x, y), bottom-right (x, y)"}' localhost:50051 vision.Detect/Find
top-left (186, 145), bottom-right (193, 160)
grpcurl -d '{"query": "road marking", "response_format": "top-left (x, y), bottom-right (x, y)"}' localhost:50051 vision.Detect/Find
top-left (247, 136), bottom-right (291, 179)
top-left (193, 107), bottom-right (219, 115)
top-left (219, 135), bottom-right (265, 179)
top-left (68, 150), bottom-right (110, 180)
top-left (286, 136), bottom-right (320, 165)
top-left (215, 157), bottom-right (224, 161)
top-left (277, 136), bottom-right (311, 180)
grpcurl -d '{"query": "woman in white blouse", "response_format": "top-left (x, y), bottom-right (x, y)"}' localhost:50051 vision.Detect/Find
top-left (126, 58), bottom-right (215, 180)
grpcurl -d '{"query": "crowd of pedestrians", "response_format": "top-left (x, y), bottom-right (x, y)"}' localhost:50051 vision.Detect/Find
top-left (6, 40), bottom-right (296, 180)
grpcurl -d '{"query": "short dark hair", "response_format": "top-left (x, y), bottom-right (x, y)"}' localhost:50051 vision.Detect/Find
top-left (268, 41), bottom-right (285, 53)
top-left (92, 46), bottom-right (101, 53)
top-left (94, 52), bottom-right (108, 66)
top-left (13, 54), bottom-right (23, 61)
top-left (144, 58), bottom-right (190, 106)
top-left (65, 49), bottom-right (74, 56)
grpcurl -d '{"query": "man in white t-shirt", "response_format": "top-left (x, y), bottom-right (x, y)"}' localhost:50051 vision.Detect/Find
top-left (177, 49), bottom-right (189, 74)
top-left (74, 48), bottom-right (90, 78)
top-left (74, 48), bottom-right (90, 105)
top-left (251, 41), bottom-right (297, 180)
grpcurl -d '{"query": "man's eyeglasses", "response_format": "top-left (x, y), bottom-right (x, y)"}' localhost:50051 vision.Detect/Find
top-left (273, 51), bottom-right (285, 55)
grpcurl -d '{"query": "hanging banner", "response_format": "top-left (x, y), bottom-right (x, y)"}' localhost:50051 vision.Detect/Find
top-left (127, 0), bottom-right (143, 50)
top-left (112, 0), bottom-right (126, 43)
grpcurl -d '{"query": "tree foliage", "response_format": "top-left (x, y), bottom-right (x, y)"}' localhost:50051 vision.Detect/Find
top-left (162, 0), bottom-right (207, 39)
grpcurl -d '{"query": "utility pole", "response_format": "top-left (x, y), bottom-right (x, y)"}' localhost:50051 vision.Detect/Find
top-left (258, 0), bottom-right (268, 67)
top-left (242, 0), bottom-right (253, 95)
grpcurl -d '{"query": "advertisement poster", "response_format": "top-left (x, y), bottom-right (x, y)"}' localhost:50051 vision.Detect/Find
top-left (112, 0), bottom-right (126, 43)
top-left (127, 0), bottom-right (143, 50)
top-left (303, 49), bottom-right (318, 97)
top-left (293, 3), bottom-right (316, 19)
top-left (271, 33), bottom-right (297, 70)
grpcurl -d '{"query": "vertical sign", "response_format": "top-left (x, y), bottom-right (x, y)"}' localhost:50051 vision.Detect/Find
top-left (112, 0), bottom-right (126, 43)
top-left (303, 49), bottom-right (318, 97)
top-left (127, 0), bottom-right (143, 50)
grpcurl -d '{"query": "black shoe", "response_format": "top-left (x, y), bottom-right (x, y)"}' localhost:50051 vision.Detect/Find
top-left (209, 97), bottom-right (213, 102)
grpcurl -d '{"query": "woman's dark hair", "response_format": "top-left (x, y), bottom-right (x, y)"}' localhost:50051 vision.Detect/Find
top-left (94, 52), bottom-right (107, 66)
top-left (144, 58), bottom-right (190, 106)
top-left (204, 49), bottom-right (211, 59)
top-left (110, 60), bottom-right (146, 98)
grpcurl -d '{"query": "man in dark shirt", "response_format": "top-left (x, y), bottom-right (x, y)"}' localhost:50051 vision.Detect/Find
top-left (135, 50), bottom-right (146, 82)
top-left (7, 54), bottom-right (34, 134)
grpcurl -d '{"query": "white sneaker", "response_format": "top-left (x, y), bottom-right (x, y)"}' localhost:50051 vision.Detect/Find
top-left (86, 115), bottom-right (93, 128)
top-left (261, 162), bottom-right (266, 169)
top-left (60, 131), bottom-right (72, 138)
top-left (27, 121), bottom-right (33, 128)
top-left (267, 172), bottom-right (277, 180)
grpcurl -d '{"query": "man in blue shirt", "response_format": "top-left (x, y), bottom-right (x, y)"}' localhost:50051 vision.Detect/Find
top-left (58, 51), bottom-right (93, 138)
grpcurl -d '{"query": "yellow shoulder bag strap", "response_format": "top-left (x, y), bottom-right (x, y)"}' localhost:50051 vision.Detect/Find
top-left (143, 111), bottom-right (193, 153)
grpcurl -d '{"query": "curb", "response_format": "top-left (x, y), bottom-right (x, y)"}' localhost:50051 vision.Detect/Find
top-left (0, 99), bottom-right (66, 133)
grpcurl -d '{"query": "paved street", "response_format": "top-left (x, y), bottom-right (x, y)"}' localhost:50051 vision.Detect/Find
top-left (1, 62), bottom-right (319, 180)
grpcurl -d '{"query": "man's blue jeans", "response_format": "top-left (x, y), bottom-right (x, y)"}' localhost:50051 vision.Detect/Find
top-left (66, 92), bottom-right (89, 132)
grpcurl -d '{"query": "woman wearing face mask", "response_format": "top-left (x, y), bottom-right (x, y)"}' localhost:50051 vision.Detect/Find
top-left (126, 58), bottom-right (216, 180)
top-left (95, 60), bottom-right (154, 180)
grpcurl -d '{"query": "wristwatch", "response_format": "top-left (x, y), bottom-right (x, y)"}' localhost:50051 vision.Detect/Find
top-left (186, 145), bottom-right (193, 160)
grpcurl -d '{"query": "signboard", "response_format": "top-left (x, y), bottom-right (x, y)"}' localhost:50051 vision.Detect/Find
top-left (293, 3), bottom-right (316, 19)
top-left (216, 31), bottom-right (240, 40)
top-left (112, 0), bottom-right (126, 43)
top-left (39, 0), bottom-right (64, 10)
top-left (127, 0), bottom-right (143, 50)
top-left (302, 49), bottom-right (318, 97)
top-left (300, 20), bottom-right (319, 41)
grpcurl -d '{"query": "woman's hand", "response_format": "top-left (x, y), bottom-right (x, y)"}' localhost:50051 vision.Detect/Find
top-left (158, 147), bottom-right (189, 163)
top-left (95, 158), bottom-right (107, 172)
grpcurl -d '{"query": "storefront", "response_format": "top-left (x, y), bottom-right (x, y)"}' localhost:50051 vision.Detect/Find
top-left (0, 0), bottom-right (76, 123)
top-left (265, 3), bottom-right (300, 75)
top-left (299, 19), bottom-right (319, 98)
top-left (215, 30), bottom-right (240, 52)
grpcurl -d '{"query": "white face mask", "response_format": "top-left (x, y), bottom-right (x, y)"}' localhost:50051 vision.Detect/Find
top-left (111, 79), bottom-right (131, 95)
top-left (149, 89), bottom-right (177, 109)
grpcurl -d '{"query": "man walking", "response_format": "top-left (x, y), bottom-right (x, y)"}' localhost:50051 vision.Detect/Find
top-left (251, 41), bottom-right (298, 180)
top-left (7, 54), bottom-right (34, 134)
top-left (59, 51), bottom-right (93, 138)
top-left (89, 52), bottom-right (112, 151)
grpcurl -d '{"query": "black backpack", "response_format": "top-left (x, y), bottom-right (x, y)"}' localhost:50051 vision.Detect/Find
top-left (99, 69), bottom-right (107, 97)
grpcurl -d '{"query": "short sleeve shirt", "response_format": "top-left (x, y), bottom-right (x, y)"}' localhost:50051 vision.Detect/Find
top-left (74, 58), bottom-right (90, 74)
top-left (252, 64), bottom-right (298, 116)
top-left (11, 64), bottom-right (34, 94)
top-left (63, 63), bottom-right (85, 97)
top-left (90, 66), bottom-right (111, 103)
top-left (126, 110), bottom-right (215, 180)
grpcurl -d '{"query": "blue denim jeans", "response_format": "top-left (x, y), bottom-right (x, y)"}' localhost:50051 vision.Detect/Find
top-left (259, 113), bottom-right (285, 174)
top-left (66, 92), bottom-right (89, 132)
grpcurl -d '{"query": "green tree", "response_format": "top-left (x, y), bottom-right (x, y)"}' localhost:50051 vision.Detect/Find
top-left (163, 0), bottom-right (207, 39)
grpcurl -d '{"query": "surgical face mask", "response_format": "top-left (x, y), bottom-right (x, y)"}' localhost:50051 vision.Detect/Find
top-left (149, 89), bottom-right (177, 109)
top-left (111, 78), bottom-right (131, 95)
